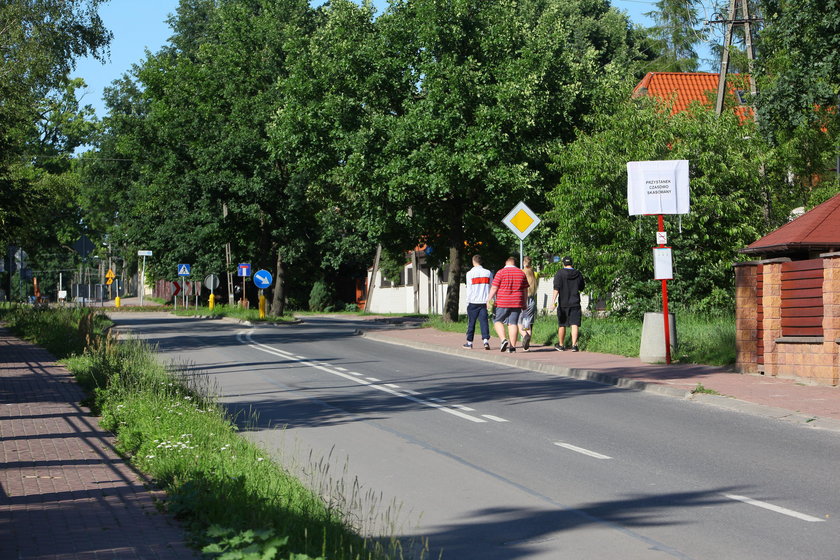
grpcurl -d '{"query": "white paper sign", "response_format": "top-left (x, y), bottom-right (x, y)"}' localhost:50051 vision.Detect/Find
top-left (653, 248), bottom-right (673, 280)
top-left (627, 160), bottom-right (690, 215)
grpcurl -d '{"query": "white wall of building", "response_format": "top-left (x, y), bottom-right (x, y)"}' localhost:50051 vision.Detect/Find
top-left (365, 265), bottom-right (589, 316)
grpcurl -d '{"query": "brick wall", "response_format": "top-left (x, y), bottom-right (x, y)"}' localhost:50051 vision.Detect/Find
top-left (734, 262), bottom-right (759, 373)
top-left (760, 260), bottom-right (785, 376)
top-left (735, 253), bottom-right (840, 386)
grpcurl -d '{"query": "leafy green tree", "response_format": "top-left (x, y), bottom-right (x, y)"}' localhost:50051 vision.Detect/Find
top-left (86, 0), bottom-right (315, 312)
top-left (756, 0), bottom-right (840, 206)
top-left (370, 0), bottom-right (640, 321)
top-left (547, 93), bottom-right (792, 314)
top-left (643, 0), bottom-right (707, 72)
top-left (269, 0), bottom-right (405, 301)
top-left (0, 0), bottom-right (110, 242)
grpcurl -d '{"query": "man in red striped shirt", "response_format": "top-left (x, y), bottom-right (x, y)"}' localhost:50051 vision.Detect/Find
top-left (487, 256), bottom-right (529, 353)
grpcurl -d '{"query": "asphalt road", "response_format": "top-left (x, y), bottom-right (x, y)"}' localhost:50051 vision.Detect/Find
top-left (110, 313), bottom-right (840, 560)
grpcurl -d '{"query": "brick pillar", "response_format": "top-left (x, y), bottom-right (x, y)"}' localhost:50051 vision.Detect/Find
top-left (821, 252), bottom-right (840, 386)
top-left (760, 258), bottom-right (789, 377)
top-left (734, 262), bottom-right (759, 373)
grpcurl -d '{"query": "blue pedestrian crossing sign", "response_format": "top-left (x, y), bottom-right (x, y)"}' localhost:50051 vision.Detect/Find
top-left (177, 264), bottom-right (191, 276)
top-left (253, 269), bottom-right (273, 289)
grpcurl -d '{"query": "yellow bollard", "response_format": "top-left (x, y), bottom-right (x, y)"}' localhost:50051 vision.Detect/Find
top-left (259, 294), bottom-right (266, 319)
top-left (209, 293), bottom-right (215, 310)
top-left (115, 296), bottom-right (121, 308)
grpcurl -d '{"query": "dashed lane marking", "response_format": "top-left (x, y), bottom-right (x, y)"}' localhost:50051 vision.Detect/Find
top-left (554, 442), bottom-right (612, 460)
top-left (723, 494), bottom-right (825, 523)
top-left (238, 331), bottom-right (487, 424)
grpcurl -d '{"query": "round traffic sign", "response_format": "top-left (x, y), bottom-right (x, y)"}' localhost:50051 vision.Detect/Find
top-left (253, 269), bottom-right (273, 289)
top-left (204, 274), bottom-right (220, 291)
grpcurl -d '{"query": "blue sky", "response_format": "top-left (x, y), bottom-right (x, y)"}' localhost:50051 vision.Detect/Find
top-left (73, 0), bottom-right (715, 117)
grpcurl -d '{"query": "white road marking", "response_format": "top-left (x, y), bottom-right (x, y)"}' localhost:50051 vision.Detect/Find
top-left (453, 404), bottom-right (475, 412)
top-left (723, 494), bottom-right (825, 523)
top-left (482, 415), bottom-right (509, 423)
top-left (366, 377), bottom-right (381, 383)
top-left (335, 367), bottom-right (348, 371)
top-left (385, 384), bottom-right (400, 389)
top-left (240, 332), bottom-right (486, 423)
top-left (554, 442), bottom-right (612, 460)
top-left (347, 371), bottom-right (363, 376)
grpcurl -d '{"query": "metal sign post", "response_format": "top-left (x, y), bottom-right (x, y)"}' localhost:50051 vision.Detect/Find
top-left (137, 251), bottom-right (152, 306)
top-left (627, 160), bottom-right (690, 365)
top-left (237, 264), bottom-right (251, 308)
top-left (502, 201), bottom-right (541, 267)
top-left (177, 264), bottom-right (191, 309)
top-left (204, 274), bottom-right (220, 310)
top-left (253, 270), bottom-right (273, 319)
top-left (654, 218), bottom-right (674, 364)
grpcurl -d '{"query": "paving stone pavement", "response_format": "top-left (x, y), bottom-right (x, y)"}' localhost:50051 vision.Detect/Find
top-left (0, 328), bottom-right (196, 559)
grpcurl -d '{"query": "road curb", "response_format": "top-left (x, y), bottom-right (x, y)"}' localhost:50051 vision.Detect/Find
top-left (361, 331), bottom-right (840, 434)
top-left (361, 331), bottom-right (692, 400)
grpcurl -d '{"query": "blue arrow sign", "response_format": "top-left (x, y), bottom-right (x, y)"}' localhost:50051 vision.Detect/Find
top-left (177, 264), bottom-right (191, 277)
top-left (253, 269), bottom-right (273, 289)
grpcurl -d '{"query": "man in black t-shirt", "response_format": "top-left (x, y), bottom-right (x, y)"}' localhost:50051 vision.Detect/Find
top-left (552, 256), bottom-right (585, 352)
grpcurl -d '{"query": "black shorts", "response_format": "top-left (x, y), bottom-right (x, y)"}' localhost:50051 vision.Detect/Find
top-left (557, 306), bottom-right (582, 327)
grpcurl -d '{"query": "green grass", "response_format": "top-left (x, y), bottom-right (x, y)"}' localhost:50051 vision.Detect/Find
top-left (171, 303), bottom-right (296, 323)
top-left (425, 310), bottom-right (736, 366)
top-left (691, 383), bottom-right (721, 395)
top-left (1, 306), bottom-right (419, 559)
top-left (0, 304), bottom-right (111, 358)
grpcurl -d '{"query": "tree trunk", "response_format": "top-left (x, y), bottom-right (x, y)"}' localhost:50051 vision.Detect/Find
top-left (367, 244), bottom-right (382, 312)
top-left (443, 244), bottom-right (462, 322)
top-left (412, 248), bottom-right (420, 314)
top-left (270, 249), bottom-right (286, 317)
top-left (443, 213), bottom-right (464, 322)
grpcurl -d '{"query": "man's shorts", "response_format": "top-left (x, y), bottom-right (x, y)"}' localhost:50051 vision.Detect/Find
top-left (557, 306), bottom-right (582, 327)
top-left (495, 307), bottom-right (522, 325)
top-left (519, 297), bottom-right (537, 329)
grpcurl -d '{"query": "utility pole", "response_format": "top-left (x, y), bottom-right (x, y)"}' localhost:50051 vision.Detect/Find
top-left (710, 0), bottom-right (760, 116)
top-left (223, 202), bottom-right (234, 305)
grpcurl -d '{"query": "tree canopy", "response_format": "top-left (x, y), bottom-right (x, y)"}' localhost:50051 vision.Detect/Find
top-left (8, 0), bottom-right (839, 314)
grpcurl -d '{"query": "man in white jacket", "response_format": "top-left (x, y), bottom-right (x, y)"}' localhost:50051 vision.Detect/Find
top-left (463, 254), bottom-right (493, 350)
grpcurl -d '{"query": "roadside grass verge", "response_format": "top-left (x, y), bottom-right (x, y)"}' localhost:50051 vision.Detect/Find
top-left (0, 305), bottom-right (111, 357)
top-left (1, 306), bottom-right (414, 559)
top-left (171, 303), bottom-right (296, 323)
top-left (425, 310), bottom-right (735, 366)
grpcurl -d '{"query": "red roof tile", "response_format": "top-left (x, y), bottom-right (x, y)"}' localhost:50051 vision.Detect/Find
top-left (633, 72), bottom-right (752, 116)
top-left (742, 192), bottom-right (840, 255)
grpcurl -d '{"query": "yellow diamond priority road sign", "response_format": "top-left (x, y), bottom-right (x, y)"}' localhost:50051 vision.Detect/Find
top-left (502, 201), bottom-right (541, 240)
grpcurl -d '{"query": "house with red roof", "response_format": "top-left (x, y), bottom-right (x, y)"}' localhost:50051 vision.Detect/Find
top-left (734, 192), bottom-right (840, 385)
top-left (632, 71), bottom-right (753, 118)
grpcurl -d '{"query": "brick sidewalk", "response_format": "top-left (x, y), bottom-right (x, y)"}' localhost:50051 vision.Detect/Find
top-left (0, 328), bottom-right (196, 559)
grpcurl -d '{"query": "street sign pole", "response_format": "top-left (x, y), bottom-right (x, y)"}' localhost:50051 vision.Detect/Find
top-left (140, 256), bottom-right (146, 306)
top-left (658, 215), bottom-right (672, 365)
top-left (502, 202), bottom-right (541, 267)
top-left (252, 269), bottom-right (273, 318)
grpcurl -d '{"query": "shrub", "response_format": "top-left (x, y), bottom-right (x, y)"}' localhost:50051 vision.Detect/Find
top-left (308, 281), bottom-right (335, 312)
